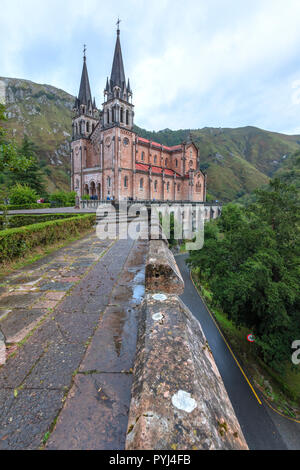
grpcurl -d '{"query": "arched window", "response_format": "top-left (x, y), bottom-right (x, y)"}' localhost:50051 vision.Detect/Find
top-left (167, 182), bottom-right (170, 192)
top-left (107, 109), bottom-right (110, 124)
top-left (75, 179), bottom-right (79, 189)
top-left (141, 151), bottom-right (145, 161)
top-left (154, 180), bottom-right (158, 191)
top-left (75, 123), bottom-right (78, 135)
top-left (112, 108), bottom-right (115, 122)
top-left (140, 178), bottom-right (144, 189)
top-left (177, 184), bottom-right (181, 192)
top-left (126, 110), bottom-right (129, 125)
top-left (92, 124), bottom-right (95, 132)
top-left (165, 158), bottom-right (168, 167)
top-left (189, 160), bottom-right (193, 168)
top-left (107, 176), bottom-right (111, 187)
top-left (86, 122), bottom-right (90, 133)
top-left (120, 108), bottom-right (124, 123)
top-left (175, 159), bottom-right (178, 167)
top-left (124, 176), bottom-right (128, 188)
top-left (154, 155), bottom-right (157, 164)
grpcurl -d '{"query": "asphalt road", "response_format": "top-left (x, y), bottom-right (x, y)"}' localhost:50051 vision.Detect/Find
top-left (176, 253), bottom-right (300, 451)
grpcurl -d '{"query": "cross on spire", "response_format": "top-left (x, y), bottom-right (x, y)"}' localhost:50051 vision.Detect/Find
top-left (83, 44), bottom-right (87, 60)
top-left (116, 17), bottom-right (121, 34)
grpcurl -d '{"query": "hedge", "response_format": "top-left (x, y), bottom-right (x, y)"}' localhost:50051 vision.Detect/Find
top-left (0, 213), bottom-right (81, 230)
top-left (0, 203), bottom-right (51, 211)
top-left (0, 214), bottom-right (96, 262)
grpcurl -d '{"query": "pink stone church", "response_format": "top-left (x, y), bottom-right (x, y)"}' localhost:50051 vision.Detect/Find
top-left (71, 26), bottom-right (206, 202)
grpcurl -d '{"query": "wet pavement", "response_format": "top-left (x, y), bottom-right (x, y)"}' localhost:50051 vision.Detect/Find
top-left (0, 231), bottom-right (147, 450)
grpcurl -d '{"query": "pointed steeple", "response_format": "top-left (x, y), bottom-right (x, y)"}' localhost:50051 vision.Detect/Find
top-left (77, 47), bottom-right (93, 108)
top-left (110, 25), bottom-right (126, 90)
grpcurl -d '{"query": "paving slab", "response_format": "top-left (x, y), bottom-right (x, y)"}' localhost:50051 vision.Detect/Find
top-left (0, 292), bottom-right (42, 309)
top-left (0, 231), bottom-right (146, 449)
top-left (22, 340), bottom-right (87, 390)
top-left (0, 389), bottom-right (65, 450)
top-left (46, 373), bottom-right (132, 450)
top-left (0, 308), bottom-right (46, 343)
top-left (47, 238), bottom-right (147, 450)
top-left (53, 312), bottom-right (99, 344)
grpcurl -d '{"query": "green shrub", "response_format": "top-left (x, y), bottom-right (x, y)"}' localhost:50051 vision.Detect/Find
top-left (0, 213), bottom-right (81, 230)
top-left (50, 190), bottom-right (76, 207)
top-left (0, 203), bottom-right (51, 211)
top-left (0, 214), bottom-right (96, 262)
top-left (9, 183), bottom-right (38, 205)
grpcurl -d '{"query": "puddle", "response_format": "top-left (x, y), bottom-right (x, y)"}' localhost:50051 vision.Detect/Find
top-left (131, 268), bottom-right (145, 305)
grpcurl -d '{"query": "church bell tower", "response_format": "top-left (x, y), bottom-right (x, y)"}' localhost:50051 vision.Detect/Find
top-left (102, 22), bottom-right (134, 130)
top-left (72, 47), bottom-right (98, 141)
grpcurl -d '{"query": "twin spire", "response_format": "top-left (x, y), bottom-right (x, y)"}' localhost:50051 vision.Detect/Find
top-left (75, 22), bottom-right (132, 116)
top-left (74, 45), bottom-right (96, 113)
top-left (105, 22), bottom-right (132, 101)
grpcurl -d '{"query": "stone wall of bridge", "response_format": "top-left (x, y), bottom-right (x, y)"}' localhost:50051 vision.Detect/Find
top-left (125, 239), bottom-right (248, 451)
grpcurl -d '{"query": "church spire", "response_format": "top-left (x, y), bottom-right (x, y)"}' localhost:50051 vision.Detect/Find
top-left (77, 45), bottom-right (93, 108)
top-left (110, 21), bottom-right (126, 90)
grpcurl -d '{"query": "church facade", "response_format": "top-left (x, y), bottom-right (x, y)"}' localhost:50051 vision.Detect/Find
top-left (71, 27), bottom-right (206, 202)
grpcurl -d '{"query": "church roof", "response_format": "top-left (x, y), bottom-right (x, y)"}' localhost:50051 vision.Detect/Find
top-left (78, 56), bottom-right (93, 106)
top-left (137, 137), bottom-right (183, 153)
top-left (110, 29), bottom-right (126, 89)
top-left (136, 162), bottom-right (180, 177)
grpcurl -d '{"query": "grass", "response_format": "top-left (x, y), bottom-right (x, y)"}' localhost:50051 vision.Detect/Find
top-left (191, 271), bottom-right (300, 419)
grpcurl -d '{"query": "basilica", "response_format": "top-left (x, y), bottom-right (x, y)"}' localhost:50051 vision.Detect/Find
top-left (71, 26), bottom-right (206, 202)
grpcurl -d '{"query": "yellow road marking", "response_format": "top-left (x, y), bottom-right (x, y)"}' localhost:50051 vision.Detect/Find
top-left (262, 397), bottom-right (300, 424)
top-left (189, 270), bottom-right (300, 424)
top-left (189, 271), bottom-right (262, 406)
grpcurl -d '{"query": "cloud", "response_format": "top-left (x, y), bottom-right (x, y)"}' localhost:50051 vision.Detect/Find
top-left (1, 0), bottom-right (300, 133)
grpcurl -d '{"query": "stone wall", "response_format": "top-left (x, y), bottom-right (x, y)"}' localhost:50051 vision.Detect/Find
top-left (145, 240), bottom-right (184, 294)
top-left (125, 240), bottom-right (248, 450)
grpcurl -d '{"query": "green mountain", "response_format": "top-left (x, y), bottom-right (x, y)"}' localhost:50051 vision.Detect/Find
top-left (134, 126), bottom-right (300, 201)
top-left (1, 76), bottom-right (300, 200)
top-left (0, 77), bottom-right (74, 193)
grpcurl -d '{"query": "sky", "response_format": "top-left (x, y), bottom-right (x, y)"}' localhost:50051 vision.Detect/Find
top-left (1, 0), bottom-right (300, 133)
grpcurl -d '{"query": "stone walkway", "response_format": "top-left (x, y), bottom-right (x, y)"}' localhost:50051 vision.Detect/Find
top-left (0, 231), bottom-right (147, 449)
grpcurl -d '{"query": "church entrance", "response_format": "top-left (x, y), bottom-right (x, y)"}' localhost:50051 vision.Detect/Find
top-left (90, 181), bottom-right (96, 197)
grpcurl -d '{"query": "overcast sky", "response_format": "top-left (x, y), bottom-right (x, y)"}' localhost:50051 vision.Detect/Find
top-left (1, 0), bottom-right (300, 133)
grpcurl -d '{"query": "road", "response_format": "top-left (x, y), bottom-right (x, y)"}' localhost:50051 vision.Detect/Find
top-left (176, 254), bottom-right (300, 451)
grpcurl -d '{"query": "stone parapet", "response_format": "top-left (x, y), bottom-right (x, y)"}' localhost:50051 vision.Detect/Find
top-left (126, 240), bottom-right (248, 450)
top-left (126, 294), bottom-right (248, 450)
top-left (145, 240), bottom-right (184, 294)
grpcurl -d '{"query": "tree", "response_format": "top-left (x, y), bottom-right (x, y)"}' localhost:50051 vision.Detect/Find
top-left (188, 180), bottom-right (300, 372)
top-left (11, 135), bottom-right (46, 194)
top-left (0, 104), bottom-right (32, 173)
top-left (9, 183), bottom-right (38, 205)
top-left (0, 105), bottom-right (33, 224)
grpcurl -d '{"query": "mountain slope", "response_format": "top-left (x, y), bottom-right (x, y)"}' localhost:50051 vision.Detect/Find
top-left (1, 77), bottom-right (299, 200)
top-left (134, 125), bottom-right (300, 200)
top-left (0, 77), bottom-right (74, 192)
